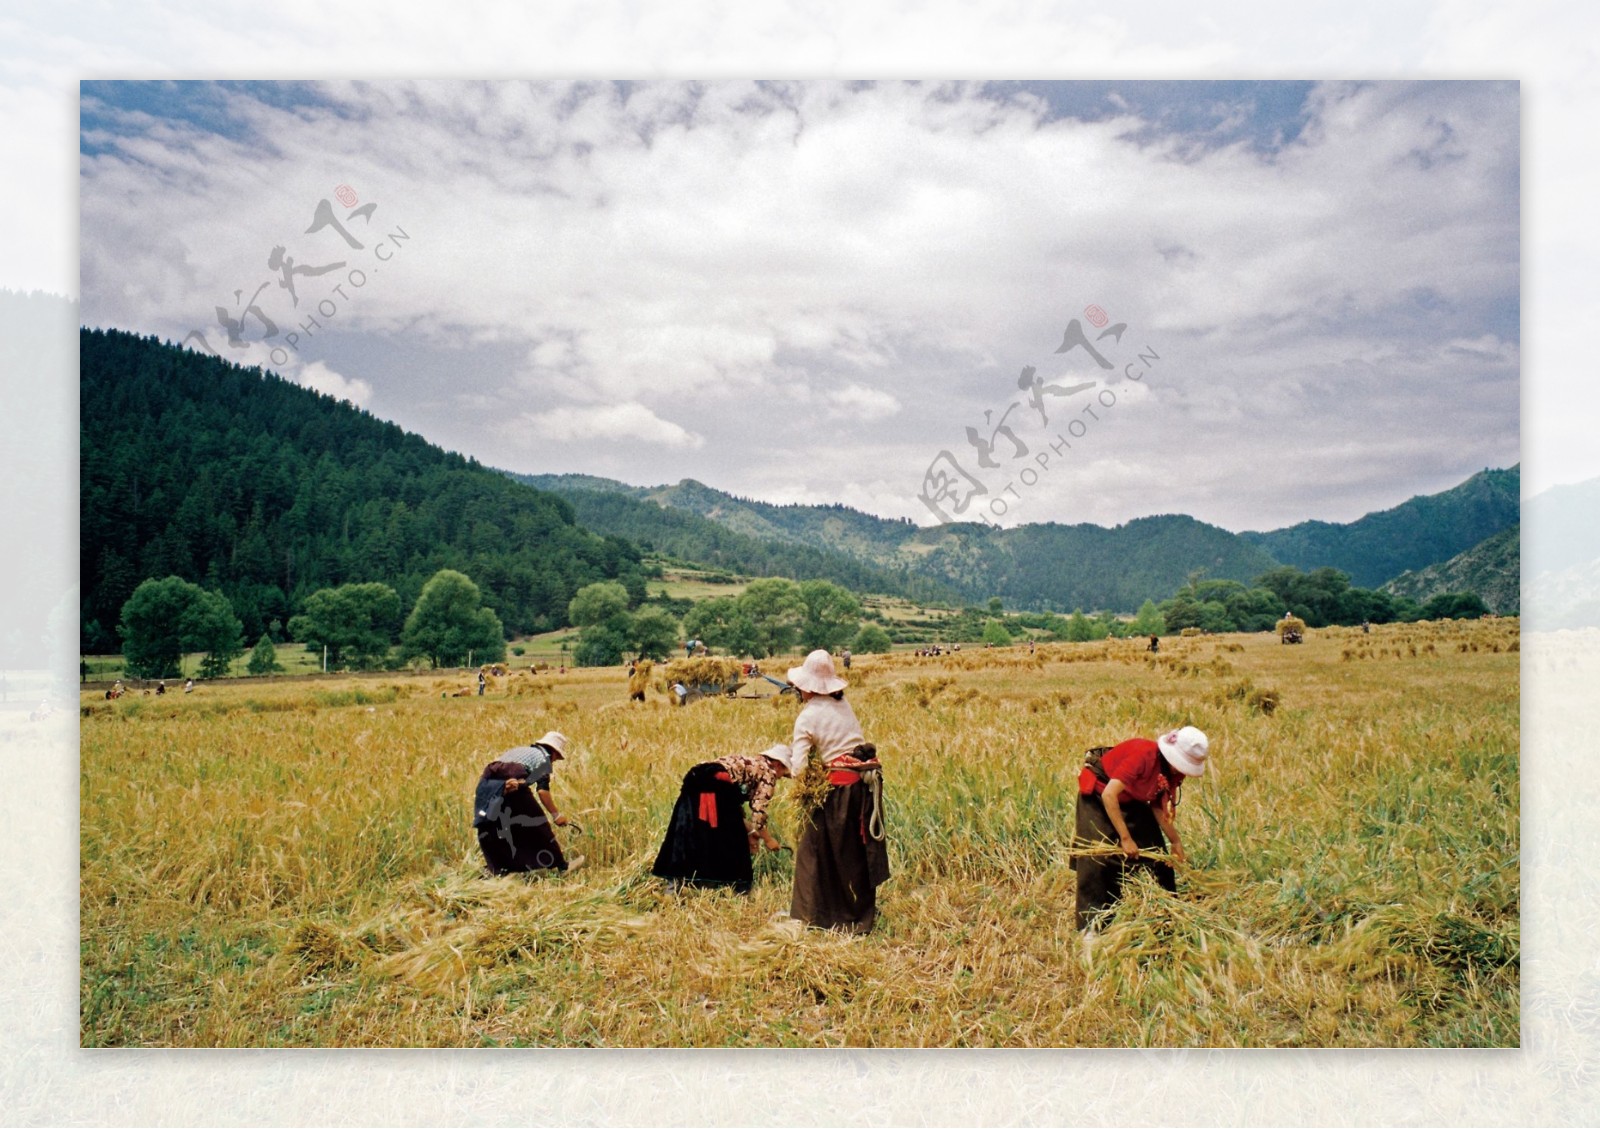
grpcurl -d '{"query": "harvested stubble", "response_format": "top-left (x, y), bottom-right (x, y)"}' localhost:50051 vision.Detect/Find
top-left (81, 619), bottom-right (1519, 1047)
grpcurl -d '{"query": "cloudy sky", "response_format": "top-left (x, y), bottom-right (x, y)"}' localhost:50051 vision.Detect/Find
top-left (78, 77), bottom-right (1519, 532)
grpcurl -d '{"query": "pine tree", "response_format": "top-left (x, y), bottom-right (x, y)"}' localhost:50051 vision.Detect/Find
top-left (247, 633), bottom-right (283, 675)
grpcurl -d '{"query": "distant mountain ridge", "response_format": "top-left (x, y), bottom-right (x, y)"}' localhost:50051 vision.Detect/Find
top-left (1241, 466), bottom-right (1521, 589)
top-left (1382, 525), bottom-right (1520, 615)
top-left (517, 466), bottom-right (1521, 613)
top-left (520, 473), bottom-right (1278, 609)
top-left (503, 473), bottom-right (954, 604)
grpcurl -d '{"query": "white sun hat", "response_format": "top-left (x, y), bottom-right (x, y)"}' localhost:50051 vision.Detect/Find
top-left (786, 649), bottom-right (848, 695)
top-left (535, 731), bottom-right (570, 758)
top-left (760, 743), bottom-right (800, 775)
top-left (1157, 726), bottom-right (1208, 776)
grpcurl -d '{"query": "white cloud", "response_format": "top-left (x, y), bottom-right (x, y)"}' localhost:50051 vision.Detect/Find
top-left (292, 360), bottom-right (374, 407)
top-left (828, 383), bottom-right (900, 422)
top-left (518, 402), bottom-right (704, 449)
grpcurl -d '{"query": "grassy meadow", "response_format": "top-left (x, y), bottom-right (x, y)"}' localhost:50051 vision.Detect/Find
top-left (79, 618), bottom-right (1519, 1048)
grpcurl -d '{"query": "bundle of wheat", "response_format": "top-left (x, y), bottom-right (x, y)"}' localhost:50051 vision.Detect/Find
top-left (660, 656), bottom-right (744, 689)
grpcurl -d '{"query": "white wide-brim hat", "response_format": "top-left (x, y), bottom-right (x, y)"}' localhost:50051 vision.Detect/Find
top-left (535, 730), bottom-right (570, 758)
top-left (1157, 726), bottom-right (1208, 776)
top-left (787, 649), bottom-right (848, 695)
top-left (760, 743), bottom-right (799, 775)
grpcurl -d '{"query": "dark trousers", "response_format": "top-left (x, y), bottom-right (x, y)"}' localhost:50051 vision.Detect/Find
top-left (1071, 792), bottom-right (1174, 930)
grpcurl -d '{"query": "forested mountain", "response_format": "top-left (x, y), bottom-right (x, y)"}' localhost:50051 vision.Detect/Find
top-left (911, 515), bottom-right (1283, 612)
top-left (1240, 466), bottom-right (1520, 589)
top-left (527, 463), bottom-right (1525, 613)
top-left (503, 475), bottom-right (954, 604)
top-left (80, 329), bottom-right (644, 650)
top-left (1382, 525), bottom-right (1521, 615)
top-left (517, 473), bottom-right (925, 563)
top-left (521, 472), bottom-right (1282, 612)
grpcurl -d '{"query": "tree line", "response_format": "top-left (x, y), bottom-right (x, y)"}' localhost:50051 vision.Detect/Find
top-left (1155, 566), bottom-right (1490, 635)
top-left (566, 577), bottom-right (892, 665)
top-left (117, 568), bottom-right (509, 678)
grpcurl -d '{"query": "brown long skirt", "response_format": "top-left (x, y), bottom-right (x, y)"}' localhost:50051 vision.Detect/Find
top-left (1070, 791), bottom-right (1174, 930)
top-left (790, 776), bottom-right (890, 934)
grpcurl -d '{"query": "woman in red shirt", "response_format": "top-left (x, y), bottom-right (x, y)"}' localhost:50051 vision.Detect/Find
top-left (1071, 726), bottom-right (1208, 930)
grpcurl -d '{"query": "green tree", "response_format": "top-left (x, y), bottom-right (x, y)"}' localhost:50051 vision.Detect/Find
top-left (1094, 610), bottom-right (1128, 639)
top-left (569, 580), bottom-right (636, 667)
top-left (853, 623), bottom-right (894, 654)
top-left (736, 578), bottom-right (805, 657)
top-left (981, 620), bottom-right (1012, 646)
top-left (569, 581), bottom-right (631, 627)
top-left (246, 632), bottom-right (283, 675)
top-left (119, 576), bottom-right (241, 679)
top-left (1064, 609), bottom-right (1100, 642)
top-left (987, 596), bottom-right (1004, 616)
top-left (287, 582), bottom-right (401, 669)
top-left (187, 588), bottom-right (245, 679)
top-left (1132, 598), bottom-right (1171, 633)
top-left (119, 576), bottom-right (200, 678)
top-left (1254, 566), bottom-right (1353, 628)
top-left (627, 606), bottom-right (680, 661)
top-left (1158, 593), bottom-right (1202, 633)
top-left (682, 597), bottom-right (761, 657)
top-left (1230, 587), bottom-right (1286, 632)
top-left (1195, 599), bottom-right (1234, 635)
top-left (798, 579), bottom-right (862, 653)
top-left (573, 623), bottom-right (628, 667)
top-left (400, 569), bottom-right (506, 668)
top-left (1420, 592), bottom-right (1491, 620)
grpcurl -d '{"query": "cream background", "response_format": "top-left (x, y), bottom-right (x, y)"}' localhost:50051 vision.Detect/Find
top-left (4, 1), bottom-right (1592, 1123)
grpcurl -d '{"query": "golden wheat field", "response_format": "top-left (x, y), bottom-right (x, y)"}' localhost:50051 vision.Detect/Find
top-left (79, 618), bottom-right (1520, 1048)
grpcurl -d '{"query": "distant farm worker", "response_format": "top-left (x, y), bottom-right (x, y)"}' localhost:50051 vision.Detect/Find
top-left (472, 730), bottom-right (584, 875)
top-left (626, 659), bottom-right (652, 703)
top-left (1148, 634), bottom-right (1160, 653)
top-left (651, 742), bottom-right (800, 893)
top-left (477, 669), bottom-right (487, 696)
top-left (787, 649), bottom-right (889, 934)
top-left (841, 648), bottom-right (852, 671)
top-left (1071, 726), bottom-right (1208, 931)
top-left (183, 679), bottom-right (195, 693)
